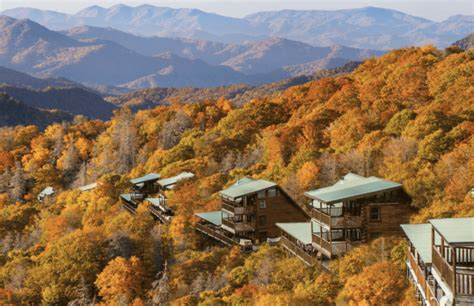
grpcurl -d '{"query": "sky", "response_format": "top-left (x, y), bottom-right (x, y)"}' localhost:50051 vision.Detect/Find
top-left (1, 0), bottom-right (473, 21)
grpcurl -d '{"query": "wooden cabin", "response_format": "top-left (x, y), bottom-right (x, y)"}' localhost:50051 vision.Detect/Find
top-left (277, 173), bottom-right (413, 267)
top-left (147, 172), bottom-right (195, 223)
top-left (121, 172), bottom-right (160, 213)
top-left (306, 173), bottom-right (413, 259)
top-left (402, 218), bottom-right (474, 306)
top-left (195, 178), bottom-right (308, 249)
top-left (130, 173), bottom-right (160, 194)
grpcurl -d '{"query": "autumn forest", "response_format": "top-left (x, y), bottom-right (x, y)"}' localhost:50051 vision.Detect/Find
top-left (0, 41), bottom-right (473, 305)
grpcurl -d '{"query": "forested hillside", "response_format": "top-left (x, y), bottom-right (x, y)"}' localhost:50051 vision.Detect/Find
top-left (0, 46), bottom-right (472, 304)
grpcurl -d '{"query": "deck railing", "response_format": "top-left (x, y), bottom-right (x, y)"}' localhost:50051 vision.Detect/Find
top-left (148, 206), bottom-right (171, 224)
top-left (280, 235), bottom-right (318, 266)
top-left (222, 218), bottom-right (255, 232)
top-left (432, 245), bottom-right (455, 292)
top-left (222, 202), bottom-right (255, 214)
top-left (195, 223), bottom-right (237, 246)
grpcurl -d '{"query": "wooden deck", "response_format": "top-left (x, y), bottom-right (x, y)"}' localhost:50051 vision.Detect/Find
top-left (195, 223), bottom-right (237, 247)
top-left (148, 205), bottom-right (171, 224)
top-left (407, 251), bottom-right (439, 305)
top-left (280, 235), bottom-right (318, 266)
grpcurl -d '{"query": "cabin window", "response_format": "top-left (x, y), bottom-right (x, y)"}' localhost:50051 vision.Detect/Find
top-left (258, 191), bottom-right (266, 199)
top-left (268, 188), bottom-right (278, 197)
top-left (259, 199), bottom-right (266, 208)
top-left (347, 201), bottom-right (361, 216)
top-left (331, 229), bottom-right (344, 241)
top-left (370, 207), bottom-right (381, 221)
top-left (345, 228), bottom-right (361, 241)
top-left (258, 215), bottom-right (267, 225)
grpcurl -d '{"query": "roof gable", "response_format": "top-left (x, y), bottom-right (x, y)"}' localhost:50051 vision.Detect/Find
top-left (220, 178), bottom-right (277, 199)
top-left (157, 172), bottom-right (194, 188)
top-left (130, 173), bottom-right (160, 185)
top-left (305, 173), bottom-right (402, 204)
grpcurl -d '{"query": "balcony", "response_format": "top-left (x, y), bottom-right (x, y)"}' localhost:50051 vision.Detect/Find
top-left (407, 251), bottom-right (439, 305)
top-left (312, 232), bottom-right (360, 258)
top-left (311, 207), bottom-right (346, 227)
top-left (222, 201), bottom-right (255, 214)
top-left (149, 205), bottom-right (172, 224)
top-left (222, 218), bottom-right (255, 232)
top-left (196, 223), bottom-right (237, 246)
top-left (432, 245), bottom-right (474, 296)
top-left (280, 235), bottom-right (319, 267)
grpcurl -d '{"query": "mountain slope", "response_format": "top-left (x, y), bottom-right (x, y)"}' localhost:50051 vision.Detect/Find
top-left (0, 85), bottom-right (117, 120)
top-left (3, 5), bottom-right (473, 49)
top-left (0, 65), bottom-right (85, 89)
top-left (452, 33), bottom-right (474, 50)
top-left (0, 92), bottom-right (73, 128)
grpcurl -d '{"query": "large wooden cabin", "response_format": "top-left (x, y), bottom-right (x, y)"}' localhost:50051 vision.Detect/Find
top-left (402, 218), bottom-right (474, 306)
top-left (278, 173), bottom-right (413, 266)
top-left (195, 178), bottom-right (308, 249)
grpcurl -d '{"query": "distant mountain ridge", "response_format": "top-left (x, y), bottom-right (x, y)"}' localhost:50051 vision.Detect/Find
top-left (0, 93), bottom-right (73, 128)
top-left (2, 5), bottom-right (473, 49)
top-left (0, 15), bottom-right (382, 90)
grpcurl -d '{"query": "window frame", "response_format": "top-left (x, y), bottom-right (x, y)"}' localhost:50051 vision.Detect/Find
top-left (369, 206), bottom-right (381, 222)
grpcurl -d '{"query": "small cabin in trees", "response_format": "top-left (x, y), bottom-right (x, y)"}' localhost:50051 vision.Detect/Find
top-left (195, 178), bottom-right (308, 250)
top-left (402, 218), bottom-right (474, 306)
top-left (37, 186), bottom-right (54, 202)
top-left (147, 172), bottom-right (195, 223)
top-left (121, 172), bottom-right (160, 213)
top-left (278, 173), bottom-right (413, 266)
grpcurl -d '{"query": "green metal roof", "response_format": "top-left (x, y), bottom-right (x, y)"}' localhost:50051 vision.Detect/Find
top-left (130, 173), bottom-right (160, 185)
top-left (39, 186), bottom-right (54, 196)
top-left (304, 173), bottom-right (402, 204)
top-left (429, 217), bottom-right (474, 244)
top-left (401, 224), bottom-right (433, 264)
top-left (220, 178), bottom-right (276, 199)
top-left (120, 193), bottom-right (132, 202)
top-left (195, 211), bottom-right (222, 226)
top-left (79, 182), bottom-right (98, 191)
top-left (157, 172), bottom-right (194, 188)
top-left (277, 222), bottom-right (312, 245)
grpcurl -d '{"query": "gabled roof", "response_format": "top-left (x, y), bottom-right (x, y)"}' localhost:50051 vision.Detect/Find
top-left (195, 211), bottom-right (222, 226)
top-left (79, 182), bottom-right (98, 191)
top-left (220, 177), bottom-right (277, 199)
top-left (130, 173), bottom-right (160, 185)
top-left (39, 186), bottom-right (54, 196)
top-left (120, 193), bottom-right (133, 202)
top-left (147, 197), bottom-right (170, 211)
top-left (157, 172), bottom-right (194, 189)
top-left (304, 173), bottom-right (402, 204)
top-left (277, 222), bottom-right (312, 245)
top-left (429, 217), bottom-right (474, 245)
top-left (401, 223), bottom-right (433, 264)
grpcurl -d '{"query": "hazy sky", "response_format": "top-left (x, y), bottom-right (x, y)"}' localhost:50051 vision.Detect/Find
top-left (1, 0), bottom-right (473, 21)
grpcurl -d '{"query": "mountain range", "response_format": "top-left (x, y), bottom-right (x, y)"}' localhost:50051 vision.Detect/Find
top-left (0, 15), bottom-right (382, 89)
top-left (2, 5), bottom-right (472, 49)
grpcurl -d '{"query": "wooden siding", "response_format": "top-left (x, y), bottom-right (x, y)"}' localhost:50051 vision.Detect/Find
top-left (254, 187), bottom-right (308, 240)
top-left (365, 202), bottom-right (413, 238)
